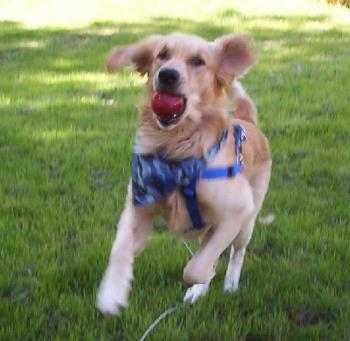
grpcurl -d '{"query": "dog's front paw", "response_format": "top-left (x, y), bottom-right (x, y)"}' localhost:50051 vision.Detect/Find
top-left (184, 283), bottom-right (209, 304)
top-left (97, 272), bottom-right (130, 316)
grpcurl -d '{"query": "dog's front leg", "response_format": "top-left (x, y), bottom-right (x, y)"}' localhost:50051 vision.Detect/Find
top-left (97, 194), bottom-right (153, 315)
top-left (183, 229), bottom-right (213, 303)
top-left (183, 213), bottom-right (248, 303)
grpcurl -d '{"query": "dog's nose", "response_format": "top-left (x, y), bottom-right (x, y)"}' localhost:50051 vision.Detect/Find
top-left (158, 68), bottom-right (180, 87)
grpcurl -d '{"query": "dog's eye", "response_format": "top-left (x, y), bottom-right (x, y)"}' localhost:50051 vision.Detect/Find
top-left (190, 56), bottom-right (205, 67)
top-left (157, 48), bottom-right (169, 60)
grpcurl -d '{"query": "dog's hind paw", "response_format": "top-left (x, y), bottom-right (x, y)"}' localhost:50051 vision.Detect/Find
top-left (184, 283), bottom-right (209, 304)
top-left (223, 278), bottom-right (238, 294)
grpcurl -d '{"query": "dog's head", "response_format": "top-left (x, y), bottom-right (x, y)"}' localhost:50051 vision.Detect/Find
top-left (107, 32), bottom-right (255, 129)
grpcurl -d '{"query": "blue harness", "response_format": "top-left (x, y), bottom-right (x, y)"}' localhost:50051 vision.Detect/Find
top-left (132, 125), bottom-right (246, 229)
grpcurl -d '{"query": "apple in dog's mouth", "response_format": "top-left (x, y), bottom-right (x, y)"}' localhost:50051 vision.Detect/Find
top-left (151, 92), bottom-right (187, 127)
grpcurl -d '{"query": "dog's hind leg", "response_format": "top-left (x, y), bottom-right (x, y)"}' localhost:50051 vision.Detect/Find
top-left (223, 212), bottom-right (257, 293)
top-left (224, 207), bottom-right (261, 293)
top-left (224, 160), bottom-right (272, 293)
top-left (224, 245), bottom-right (242, 293)
top-left (97, 185), bottom-right (154, 315)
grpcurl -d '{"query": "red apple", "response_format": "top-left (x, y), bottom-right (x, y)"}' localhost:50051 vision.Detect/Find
top-left (151, 92), bottom-right (185, 119)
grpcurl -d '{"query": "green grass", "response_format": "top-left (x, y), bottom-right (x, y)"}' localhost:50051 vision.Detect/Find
top-left (1, 0), bottom-right (350, 339)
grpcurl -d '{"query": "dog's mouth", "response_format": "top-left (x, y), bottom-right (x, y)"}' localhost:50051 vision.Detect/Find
top-left (151, 92), bottom-right (187, 127)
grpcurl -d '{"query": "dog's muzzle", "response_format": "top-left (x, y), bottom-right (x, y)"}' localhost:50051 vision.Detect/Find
top-left (158, 68), bottom-right (180, 90)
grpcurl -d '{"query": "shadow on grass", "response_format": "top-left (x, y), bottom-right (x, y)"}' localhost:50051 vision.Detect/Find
top-left (1, 12), bottom-right (349, 70)
top-left (1, 12), bottom-right (349, 123)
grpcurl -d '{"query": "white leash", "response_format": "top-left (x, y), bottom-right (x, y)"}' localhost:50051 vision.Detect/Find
top-left (183, 240), bottom-right (194, 256)
top-left (139, 305), bottom-right (180, 341)
top-left (139, 241), bottom-right (194, 341)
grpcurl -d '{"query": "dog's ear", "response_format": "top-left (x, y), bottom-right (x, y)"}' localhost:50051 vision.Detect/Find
top-left (106, 35), bottom-right (162, 75)
top-left (215, 34), bottom-right (256, 86)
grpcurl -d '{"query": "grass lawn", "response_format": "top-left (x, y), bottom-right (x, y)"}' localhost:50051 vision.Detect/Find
top-left (1, 0), bottom-right (350, 339)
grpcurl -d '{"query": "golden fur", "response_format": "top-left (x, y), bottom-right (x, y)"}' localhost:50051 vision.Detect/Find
top-left (97, 32), bottom-right (272, 315)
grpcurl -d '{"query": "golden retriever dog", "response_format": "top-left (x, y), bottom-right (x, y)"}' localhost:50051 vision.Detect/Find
top-left (97, 32), bottom-right (271, 315)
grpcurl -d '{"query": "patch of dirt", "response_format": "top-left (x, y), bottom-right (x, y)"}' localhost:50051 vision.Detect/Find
top-left (288, 310), bottom-right (335, 326)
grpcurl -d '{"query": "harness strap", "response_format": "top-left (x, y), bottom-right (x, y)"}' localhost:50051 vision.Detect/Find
top-left (182, 124), bottom-right (246, 230)
top-left (201, 163), bottom-right (241, 179)
top-left (181, 177), bottom-right (204, 229)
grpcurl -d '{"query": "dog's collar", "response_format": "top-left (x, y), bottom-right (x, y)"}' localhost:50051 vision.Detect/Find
top-left (131, 124), bottom-right (246, 229)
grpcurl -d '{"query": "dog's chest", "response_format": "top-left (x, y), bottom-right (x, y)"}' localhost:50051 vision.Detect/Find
top-left (160, 142), bottom-right (249, 235)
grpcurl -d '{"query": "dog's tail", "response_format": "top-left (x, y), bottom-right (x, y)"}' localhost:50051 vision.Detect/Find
top-left (231, 80), bottom-right (257, 126)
